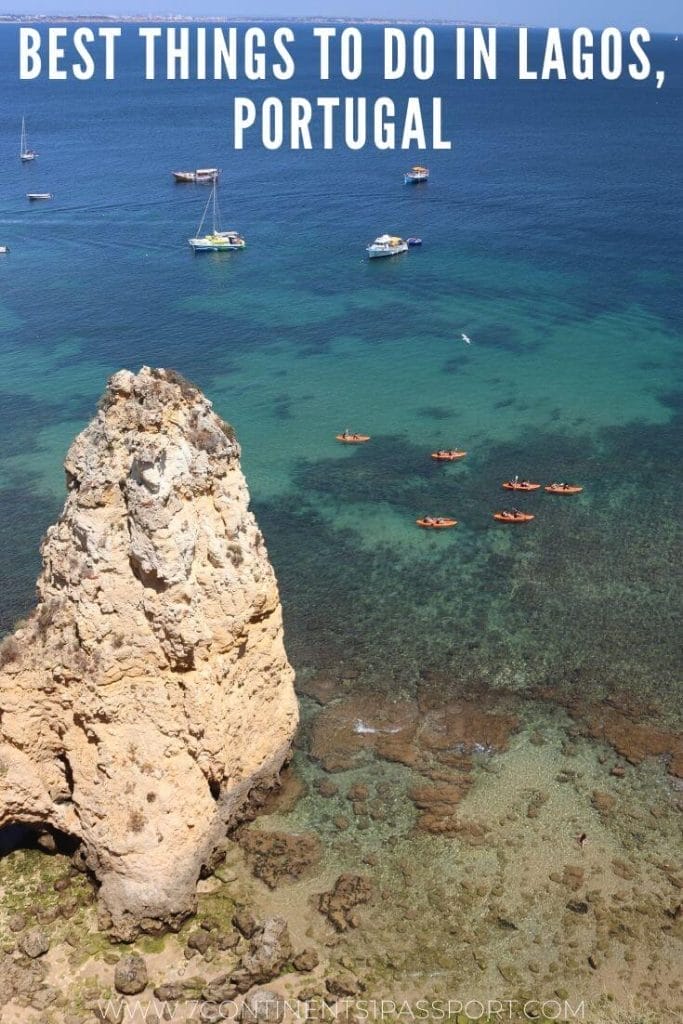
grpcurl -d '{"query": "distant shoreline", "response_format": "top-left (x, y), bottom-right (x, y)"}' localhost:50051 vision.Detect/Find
top-left (1, 16), bottom-right (679, 33)
top-left (0, 14), bottom-right (520, 26)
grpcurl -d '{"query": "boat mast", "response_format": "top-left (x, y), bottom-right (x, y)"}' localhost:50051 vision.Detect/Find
top-left (196, 187), bottom-right (212, 237)
top-left (212, 183), bottom-right (218, 233)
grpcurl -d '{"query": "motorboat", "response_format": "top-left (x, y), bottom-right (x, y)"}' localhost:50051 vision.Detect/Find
top-left (366, 234), bottom-right (408, 259)
top-left (173, 168), bottom-right (220, 183)
top-left (404, 165), bottom-right (429, 184)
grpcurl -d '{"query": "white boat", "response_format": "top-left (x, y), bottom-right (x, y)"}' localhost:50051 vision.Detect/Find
top-left (188, 183), bottom-right (245, 253)
top-left (0, 246), bottom-right (9, 254)
top-left (27, 192), bottom-right (53, 201)
top-left (173, 168), bottom-right (220, 183)
top-left (366, 234), bottom-right (408, 259)
top-left (404, 165), bottom-right (429, 184)
top-left (20, 116), bottom-right (37, 162)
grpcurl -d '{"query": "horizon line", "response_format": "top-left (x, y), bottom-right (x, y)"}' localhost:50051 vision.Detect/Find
top-left (0, 13), bottom-right (680, 31)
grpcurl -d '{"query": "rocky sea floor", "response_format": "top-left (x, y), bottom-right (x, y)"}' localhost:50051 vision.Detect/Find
top-left (1, 672), bottom-right (681, 1024)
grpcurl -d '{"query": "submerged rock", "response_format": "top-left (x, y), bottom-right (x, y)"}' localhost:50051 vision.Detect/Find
top-left (310, 690), bottom-right (518, 778)
top-left (317, 873), bottom-right (373, 931)
top-left (0, 367), bottom-right (298, 939)
top-left (237, 828), bottom-right (321, 888)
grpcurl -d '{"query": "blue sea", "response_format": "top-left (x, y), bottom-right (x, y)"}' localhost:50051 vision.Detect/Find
top-left (0, 24), bottom-right (681, 705)
top-left (2, 25), bottom-right (683, 1016)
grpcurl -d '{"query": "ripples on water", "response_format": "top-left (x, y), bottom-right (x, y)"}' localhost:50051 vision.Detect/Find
top-left (0, 27), bottom-right (680, 712)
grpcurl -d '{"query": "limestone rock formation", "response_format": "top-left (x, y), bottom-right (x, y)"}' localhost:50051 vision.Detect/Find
top-left (0, 367), bottom-right (298, 938)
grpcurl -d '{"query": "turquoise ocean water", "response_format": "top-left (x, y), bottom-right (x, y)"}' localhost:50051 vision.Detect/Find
top-left (0, 25), bottom-right (681, 706)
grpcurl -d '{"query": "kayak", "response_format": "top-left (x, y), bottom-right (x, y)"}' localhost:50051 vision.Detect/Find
top-left (493, 512), bottom-right (535, 523)
top-left (336, 434), bottom-right (371, 444)
top-left (502, 481), bottom-right (541, 491)
top-left (431, 451), bottom-right (467, 461)
top-left (545, 484), bottom-right (583, 494)
top-left (416, 518), bottom-right (458, 529)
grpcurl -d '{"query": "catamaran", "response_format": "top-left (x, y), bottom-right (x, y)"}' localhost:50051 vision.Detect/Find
top-left (188, 183), bottom-right (246, 253)
top-left (20, 117), bottom-right (37, 162)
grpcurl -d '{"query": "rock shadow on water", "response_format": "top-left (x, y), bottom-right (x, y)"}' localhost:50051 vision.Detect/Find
top-left (272, 393), bottom-right (294, 421)
top-left (0, 391), bottom-right (89, 462)
top-left (0, 482), bottom-right (62, 635)
top-left (417, 405), bottom-right (455, 421)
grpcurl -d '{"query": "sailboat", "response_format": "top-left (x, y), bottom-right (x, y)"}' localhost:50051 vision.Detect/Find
top-left (188, 183), bottom-right (245, 252)
top-left (20, 117), bottom-right (37, 162)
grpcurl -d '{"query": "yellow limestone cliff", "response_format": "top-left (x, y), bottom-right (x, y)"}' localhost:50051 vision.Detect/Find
top-left (0, 367), bottom-right (298, 939)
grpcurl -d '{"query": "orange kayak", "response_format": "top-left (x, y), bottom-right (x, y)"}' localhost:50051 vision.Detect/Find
top-left (431, 451), bottom-right (467, 461)
top-left (502, 481), bottom-right (541, 491)
top-left (416, 518), bottom-right (458, 529)
top-left (545, 484), bottom-right (583, 495)
top-left (336, 434), bottom-right (370, 444)
top-left (493, 511), bottom-right (535, 523)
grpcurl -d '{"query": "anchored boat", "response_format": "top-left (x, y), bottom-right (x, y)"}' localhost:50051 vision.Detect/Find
top-left (366, 234), bottom-right (408, 259)
top-left (173, 168), bottom-right (220, 184)
top-left (20, 116), bottom-right (37, 162)
top-left (27, 192), bottom-right (53, 201)
top-left (404, 165), bottom-right (429, 184)
top-left (188, 183), bottom-right (245, 253)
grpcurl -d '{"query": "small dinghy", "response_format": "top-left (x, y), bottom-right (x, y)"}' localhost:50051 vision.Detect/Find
top-left (407, 237), bottom-right (422, 247)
